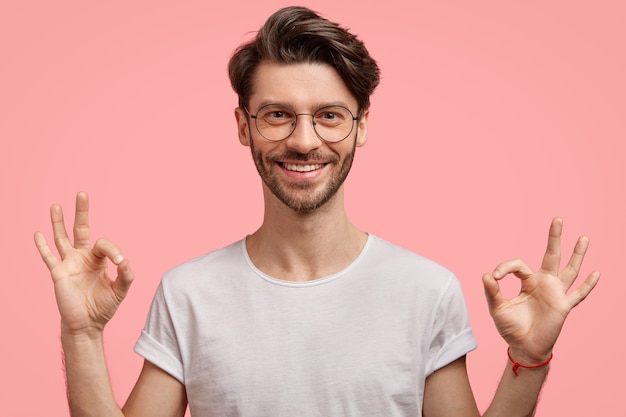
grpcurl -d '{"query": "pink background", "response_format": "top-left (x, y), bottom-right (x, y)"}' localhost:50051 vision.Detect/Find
top-left (1, 1), bottom-right (624, 415)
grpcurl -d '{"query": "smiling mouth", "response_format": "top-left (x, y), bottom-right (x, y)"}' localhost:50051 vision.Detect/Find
top-left (281, 163), bottom-right (325, 172)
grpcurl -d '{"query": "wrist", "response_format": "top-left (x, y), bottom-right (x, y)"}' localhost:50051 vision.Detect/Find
top-left (507, 346), bottom-right (553, 366)
top-left (60, 321), bottom-right (105, 342)
top-left (507, 347), bottom-right (553, 376)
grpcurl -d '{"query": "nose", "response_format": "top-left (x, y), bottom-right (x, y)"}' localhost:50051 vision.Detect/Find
top-left (284, 114), bottom-right (322, 154)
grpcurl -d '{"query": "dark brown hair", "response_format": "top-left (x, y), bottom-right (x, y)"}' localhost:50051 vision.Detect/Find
top-left (228, 6), bottom-right (380, 113)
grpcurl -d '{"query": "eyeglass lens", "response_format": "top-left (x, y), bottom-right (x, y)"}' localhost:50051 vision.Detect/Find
top-left (253, 105), bottom-right (356, 142)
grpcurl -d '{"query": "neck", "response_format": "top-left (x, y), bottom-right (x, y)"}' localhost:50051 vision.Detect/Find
top-left (246, 186), bottom-right (367, 282)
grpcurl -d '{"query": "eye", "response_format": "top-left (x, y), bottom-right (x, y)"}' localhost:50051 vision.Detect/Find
top-left (269, 111), bottom-right (286, 119)
top-left (259, 106), bottom-right (295, 125)
top-left (315, 107), bottom-right (350, 126)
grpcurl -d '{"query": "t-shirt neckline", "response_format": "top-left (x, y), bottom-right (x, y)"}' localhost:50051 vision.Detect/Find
top-left (241, 234), bottom-right (374, 287)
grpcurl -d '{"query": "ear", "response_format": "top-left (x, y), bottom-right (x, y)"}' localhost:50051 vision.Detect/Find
top-left (355, 109), bottom-right (369, 147)
top-left (235, 107), bottom-right (251, 146)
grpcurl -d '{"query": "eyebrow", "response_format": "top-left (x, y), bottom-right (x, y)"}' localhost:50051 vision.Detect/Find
top-left (254, 100), bottom-right (355, 112)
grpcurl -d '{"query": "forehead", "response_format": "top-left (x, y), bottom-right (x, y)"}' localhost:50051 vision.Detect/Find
top-left (250, 61), bottom-right (357, 110)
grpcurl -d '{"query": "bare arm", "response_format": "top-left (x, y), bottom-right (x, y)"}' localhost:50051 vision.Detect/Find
top-left (123, 360), bottom-right (187, 417)
top-left (59, 331), bottom-right (187, 417)
top-left (424, 355), bottom-right (549, 417)
top-left (35, 192), bottom-right (186, 417)
top-left (60, 330), bottom-right (125, 417)
top-left (424, 218), bottom-right (599, 417)
top-left (423, 357), bottom-right (480, 417)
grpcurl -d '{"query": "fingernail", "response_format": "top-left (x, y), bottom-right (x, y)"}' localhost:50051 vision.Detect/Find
top-left (113, 255), bottom-right (124, 264)
top-left (493, 270), bottom-right (501, 279)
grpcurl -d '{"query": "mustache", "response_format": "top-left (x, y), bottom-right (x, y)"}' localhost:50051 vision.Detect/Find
top-left (265, 150), bottom-right (339, 163)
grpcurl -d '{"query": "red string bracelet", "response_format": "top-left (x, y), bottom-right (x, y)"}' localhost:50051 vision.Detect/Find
top-left (507, 347), bottom-right (553, 376)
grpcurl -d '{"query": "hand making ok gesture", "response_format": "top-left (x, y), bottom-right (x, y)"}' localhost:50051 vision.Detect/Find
top-left (483, 217), bottom-right (600, 366)
top-left (34, 192), bottom-right (134, 336)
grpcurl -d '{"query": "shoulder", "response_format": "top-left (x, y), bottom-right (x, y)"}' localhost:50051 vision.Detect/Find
top-left (365, 235), bottom-right (457, 287)
top-left (160, 239), bottom-right (247, 290)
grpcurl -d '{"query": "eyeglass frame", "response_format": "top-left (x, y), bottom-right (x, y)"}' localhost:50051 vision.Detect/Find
top-left (243, 103), bottom-right (361, 143)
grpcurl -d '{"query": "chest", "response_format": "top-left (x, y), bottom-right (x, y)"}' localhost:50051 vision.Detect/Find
top-left (178, 285), bottom-right (431, 416)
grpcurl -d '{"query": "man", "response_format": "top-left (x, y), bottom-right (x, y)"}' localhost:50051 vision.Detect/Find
top-left (34, 6), bottom-right (599, 416)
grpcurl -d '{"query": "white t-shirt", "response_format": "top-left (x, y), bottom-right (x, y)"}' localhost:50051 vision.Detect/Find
top-left (135, 235), bottom-right (476, 416)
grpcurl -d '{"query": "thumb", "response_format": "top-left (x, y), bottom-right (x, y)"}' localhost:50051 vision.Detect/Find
top-left (482, 273), bottom-right (503, 312)
top-left (92, 237), bottom-right (134, 300)
top-left (112, 258), bottom-right (134, 300)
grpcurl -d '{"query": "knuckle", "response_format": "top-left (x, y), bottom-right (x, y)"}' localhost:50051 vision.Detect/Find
top-left (94, 237), bottom-right (110, 248)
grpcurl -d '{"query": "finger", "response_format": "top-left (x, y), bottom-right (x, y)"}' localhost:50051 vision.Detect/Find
top-left (73, 192), bottom-right (90, 249)
top-left (112, 259), bottom-right (135, 300)
top-left (50, 204), bottom-right (73, 258)
top-left (482, 273), bottom-right (503, 312)
top-left (92, 238), bottom-right (126, 266)
top-left (540, 217), bottom-right (563, 275)
top-left (560, 235), bottom-right (590, 288)
top-left (567, 271), bottom-right (600, 309)
top-left (492, 258), bottom-right (535, 280)
top-left (33, 231), bottom-right (59, 271)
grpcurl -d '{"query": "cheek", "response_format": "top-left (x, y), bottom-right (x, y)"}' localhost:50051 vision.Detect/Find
top-left (332, 139), bottom-right (358, 157)
top-left (250, 139), bottom-right (278, 162)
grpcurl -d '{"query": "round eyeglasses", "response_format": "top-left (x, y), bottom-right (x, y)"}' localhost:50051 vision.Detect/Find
top-left (245, 104), bottom-right (359, 143)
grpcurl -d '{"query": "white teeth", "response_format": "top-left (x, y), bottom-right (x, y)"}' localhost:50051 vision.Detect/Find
top-left (283, 163), bottom-right (323, 172)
